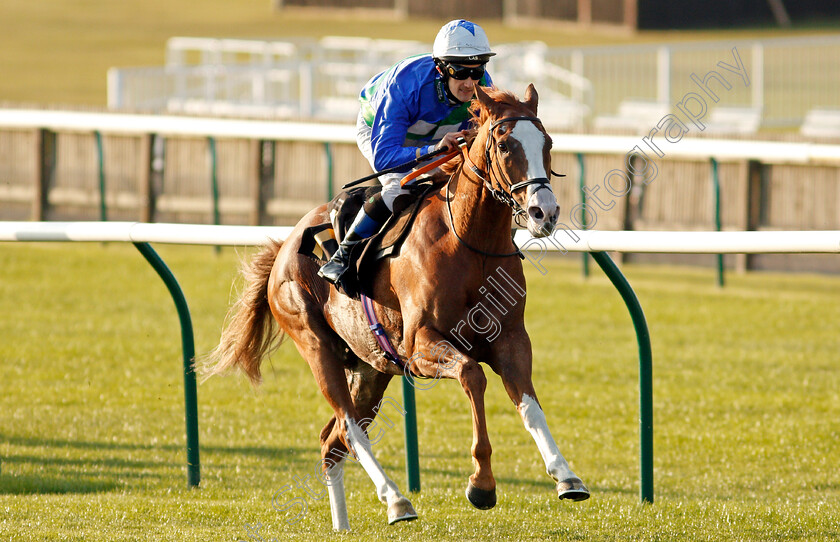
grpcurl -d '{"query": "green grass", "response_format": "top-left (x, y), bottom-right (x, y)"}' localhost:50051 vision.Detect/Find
top-left (0, 242), bottom-right (838, 540)
top-left (1, 0), bottom-right (838, 106)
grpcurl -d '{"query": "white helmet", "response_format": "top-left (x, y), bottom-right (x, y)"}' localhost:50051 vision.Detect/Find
top-left (432, 20), bottom-right (495, 63)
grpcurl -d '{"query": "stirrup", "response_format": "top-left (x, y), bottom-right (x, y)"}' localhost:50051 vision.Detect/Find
top-left (318, 258), bottom-right (349, 285)
top-left (317, 205), bottom-right (384, 286)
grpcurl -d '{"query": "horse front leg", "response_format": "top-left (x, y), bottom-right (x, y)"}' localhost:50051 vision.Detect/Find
top-left (518, 393), bottom-right (589, 500)
top-left (409, 327), bottom-right (497, 509)
top-left (493, 339), bottom-right (590, 502)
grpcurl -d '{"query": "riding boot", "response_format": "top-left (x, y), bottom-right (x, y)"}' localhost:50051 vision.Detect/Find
top-left (318, 206), bottom-right (385, 285)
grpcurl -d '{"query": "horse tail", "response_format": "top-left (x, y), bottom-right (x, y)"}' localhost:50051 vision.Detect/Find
top-left (200, 240), bottom-right (284, 386)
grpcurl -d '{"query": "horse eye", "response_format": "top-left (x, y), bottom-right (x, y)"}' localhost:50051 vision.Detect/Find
top-left (498, 142), bottom-right (508, 153)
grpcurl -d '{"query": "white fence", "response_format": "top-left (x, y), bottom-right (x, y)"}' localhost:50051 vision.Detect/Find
top-left (107, 34), bottom-right (840, 132)
top-left (2, 221), bottom-right (838, 254)
top-left (0, 221), bottom-right (292, 245)
top-left (108, 36), bottom-right (596, 130)
top-left (0, 108), bottom-right (356, 141)
top-left (3, 108), bottom-right (840, 275)
top-left (4, 108), bottom-right (840, 162)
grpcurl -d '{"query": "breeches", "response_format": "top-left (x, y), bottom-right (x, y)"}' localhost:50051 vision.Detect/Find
top-left (356, 112), bottom-right (414, 211)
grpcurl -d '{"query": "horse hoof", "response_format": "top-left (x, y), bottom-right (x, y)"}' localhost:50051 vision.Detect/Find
top-left (387, 497), bottom-right (418, 525)
top-left (556, 478), bottom-right (590, 502)
top-left (465, 480), bottom-right (497, 510)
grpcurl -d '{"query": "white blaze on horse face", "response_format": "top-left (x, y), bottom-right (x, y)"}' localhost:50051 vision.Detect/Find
top-left (510, 121), bottom-right (559, 236)
top-left (518, 394), bottom-right (578, 483)
top-left (344, 415), bottom-right (405, 506)
top-left (510, 121), bottom-right (546, 182)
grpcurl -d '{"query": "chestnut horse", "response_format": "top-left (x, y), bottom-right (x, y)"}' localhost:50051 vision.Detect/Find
top-left (205, 84), bottom-right (589, 530)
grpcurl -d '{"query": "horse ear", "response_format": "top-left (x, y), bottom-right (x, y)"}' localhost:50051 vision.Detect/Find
top-left (524, 84), bottom-right (539, 115)
top-left (475, 85), bottom-right (493, 109)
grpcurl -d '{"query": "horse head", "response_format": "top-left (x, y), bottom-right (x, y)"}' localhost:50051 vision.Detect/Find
top-left (471, 84), bottom-right (560, 238)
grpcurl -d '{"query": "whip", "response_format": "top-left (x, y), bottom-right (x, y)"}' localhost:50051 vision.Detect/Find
top-left (341, 146), bottom-right (454, 189)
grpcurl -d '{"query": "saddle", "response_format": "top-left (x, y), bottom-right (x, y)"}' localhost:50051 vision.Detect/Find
top-left (298, 178), bottom-right (443, 299)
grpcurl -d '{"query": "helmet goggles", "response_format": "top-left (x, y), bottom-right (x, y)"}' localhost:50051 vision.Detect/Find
top-left (444, 62), bottom-right (486, 81)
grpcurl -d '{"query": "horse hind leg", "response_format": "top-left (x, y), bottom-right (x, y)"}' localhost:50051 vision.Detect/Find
top-left (315, 417), bottom-right (351, 531)
top-left (314, 353), bottom-right (417, 529)
top-left (344, 415), bottom-right (418, 524)
top-left (345, 365), bottom-right (417, 524)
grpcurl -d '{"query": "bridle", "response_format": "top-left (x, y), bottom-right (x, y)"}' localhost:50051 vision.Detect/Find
top-left (445, 115), bottom-right (560, 258)
top-left (460, 115), bottom-right (559, 223)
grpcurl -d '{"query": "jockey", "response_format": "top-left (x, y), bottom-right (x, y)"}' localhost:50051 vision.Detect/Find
top-left (318, 19), bottom-right (495, 285)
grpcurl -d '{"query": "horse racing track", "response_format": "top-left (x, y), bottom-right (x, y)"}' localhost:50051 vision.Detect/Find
top-left (1, 242), bottom-right (838, 541)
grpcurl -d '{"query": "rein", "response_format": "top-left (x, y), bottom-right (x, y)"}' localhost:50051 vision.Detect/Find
top-left (399, 148), bottom-right (459, 187)
top-left (445, 170), bottom-right (524, 259)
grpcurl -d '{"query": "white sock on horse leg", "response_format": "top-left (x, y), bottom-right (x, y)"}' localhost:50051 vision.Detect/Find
top-left (344, 415), bottom-right (404, 505)
top-left (325, 459), bottom-right (350, 531)
top-left (519, 394), bottom-right (577, 482)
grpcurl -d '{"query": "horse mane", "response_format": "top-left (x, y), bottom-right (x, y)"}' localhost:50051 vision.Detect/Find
top-left (440, 86), bottom-right (524, 176)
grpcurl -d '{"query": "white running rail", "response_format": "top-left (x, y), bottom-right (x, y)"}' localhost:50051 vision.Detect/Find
top-left (1, 221), bottom-right (838, 254)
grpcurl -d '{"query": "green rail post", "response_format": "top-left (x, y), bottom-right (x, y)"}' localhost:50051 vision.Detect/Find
top-left (324, 142), bottom-right (334, 201)
top-left (401, 377), bottom-right (421, 492)
top-left (577, 153), bottom-right (589, 278)
top-left (94, 131), bottom-right (107, 221)
top-left (134, 242), bottom-right (201, 488)
top-left (711, 157), bottom-right (724, 287)
top-left (590, 251), bottom-right (653, 503)
top-left (207, 137), bottom-right (221, 255)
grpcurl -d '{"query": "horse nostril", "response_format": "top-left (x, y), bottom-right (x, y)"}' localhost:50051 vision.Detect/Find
top-left (530, 207), bottom-right (544, 221)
